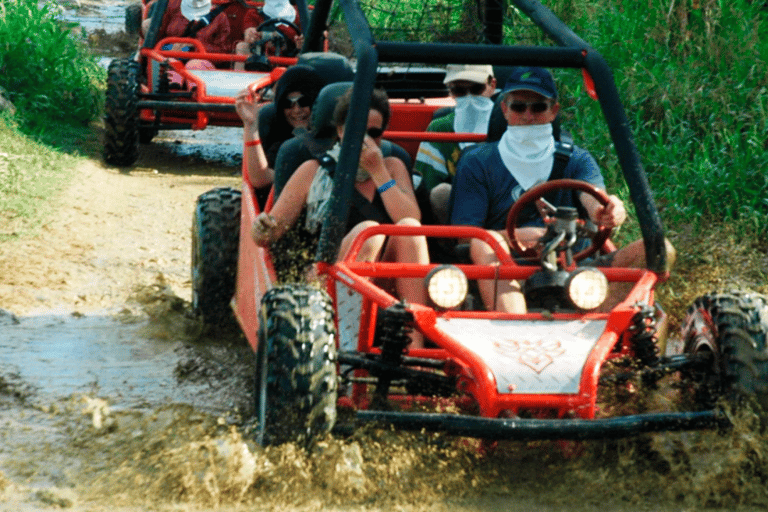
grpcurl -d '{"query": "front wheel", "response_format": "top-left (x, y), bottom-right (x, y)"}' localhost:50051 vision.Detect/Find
top-left (679, 291), bottom-right (768, 411)
top-left (191, 187), bottom-right (241, 327)
top-left (254, 284), bottom-right (338, 446)
top-left (104, 58), bottom-right (140, 166)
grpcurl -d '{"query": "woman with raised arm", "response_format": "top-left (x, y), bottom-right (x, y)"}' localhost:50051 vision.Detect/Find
top-left (251, 88), bottom-right (430, 348)
top-left (235, 65), bottom-right (325, 207)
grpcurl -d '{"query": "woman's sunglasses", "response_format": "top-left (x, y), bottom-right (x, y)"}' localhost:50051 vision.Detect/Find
top-left (506, 101), bottom-right (551, 114)
top-left (448, 82), bottom-right (486, 97)
top-left (280, 94), bottom-right (313, 109)
top-left (366, 127), bottom-right (384, 138)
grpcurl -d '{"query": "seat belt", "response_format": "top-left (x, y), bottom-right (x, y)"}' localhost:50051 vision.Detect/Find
top-left (183, 2), bottom-right (231, 38)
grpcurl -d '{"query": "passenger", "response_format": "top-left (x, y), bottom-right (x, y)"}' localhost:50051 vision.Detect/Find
top-left (141, 0), bottom-right (231, 55)
top-left (140, 0), bottom-right (231, 86)
top-left (235, 65), bottom-right (325, 207)
top-left (233, 0), bottom-right (303, 71)
top-left (251, 88), bottom-right (430, 348)
top-left (451, 66), bottom-right (675, 313)
top-left (415, 64), bottom-right (496, 224)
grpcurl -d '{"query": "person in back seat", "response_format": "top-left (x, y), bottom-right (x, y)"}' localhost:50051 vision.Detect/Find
top-left (142, 0), bottom-right (231, 55)
top-left (235, 65), bottom-right (325, 208)
top-left (414, 64), bottom-right (496, 224)
top-left (251, 88), bottom-right (430, 348)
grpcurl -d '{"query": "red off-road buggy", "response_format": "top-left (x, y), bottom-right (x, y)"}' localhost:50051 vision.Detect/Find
top-left (104, 0), bottom-right (320, 166)
top-left (192, 0), bottom-right (768, 445)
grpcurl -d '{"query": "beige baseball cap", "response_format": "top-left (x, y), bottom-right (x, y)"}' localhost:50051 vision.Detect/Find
top-left (443, 64), bottom-right (494, 85)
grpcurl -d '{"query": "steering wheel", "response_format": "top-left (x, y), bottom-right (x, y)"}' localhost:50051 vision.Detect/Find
top-left (506, 179), bottom-right (613, 262)
top-left (253, 18), bottom-right (302, 56)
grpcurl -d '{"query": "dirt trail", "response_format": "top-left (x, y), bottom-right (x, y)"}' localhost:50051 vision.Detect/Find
top-left (0, 159), bottom-right (238, 315)
top-left (1, 145), bottom-right (767, 512)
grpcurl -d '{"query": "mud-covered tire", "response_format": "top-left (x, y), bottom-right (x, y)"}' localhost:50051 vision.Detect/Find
top-left (191, 187), bottom-right (241, 327)
top-left (254, 284), bottom-right (338, 446)
top-left (680, 291), bottom-right (768, 411)
top-left (104, 58), bottom-right (140, 166)
top-left (125, 4), bottom-right (142, 35)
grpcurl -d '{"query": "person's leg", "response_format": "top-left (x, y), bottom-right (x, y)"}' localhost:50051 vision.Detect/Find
top-left (470, 232), bottom-right (526, 313)
top-left (429, 183), bottom-right (452, 225)
top-left (380, 218), bottom-right (429, 308)
top-left (338, 220), bottom-right (385, 263)
top-left (234, 41), bottom-right (249, 71)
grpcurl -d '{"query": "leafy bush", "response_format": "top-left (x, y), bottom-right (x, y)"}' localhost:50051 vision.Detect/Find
top-left (0, 0), bottom-right (105, 128)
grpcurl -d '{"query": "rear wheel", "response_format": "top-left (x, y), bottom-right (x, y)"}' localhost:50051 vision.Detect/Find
top-left (191, 187), bottom-right (241, 327)
top-left (680, 291), bottom-right (768, 411)
top-left (255, 284), bottom-right (338, 446)
top-left (104, 58), bottom-right (140, 166)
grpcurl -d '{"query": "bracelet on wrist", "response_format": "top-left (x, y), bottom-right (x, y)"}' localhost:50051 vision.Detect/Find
top-left (245, 139), bottom-right (261, 147)
top-left (377, 179), bottom-right (397, 194)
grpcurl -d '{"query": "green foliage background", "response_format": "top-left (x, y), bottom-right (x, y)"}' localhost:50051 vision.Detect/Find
top-left (346, 0), bottom-right (768, 241)
top-left (0, 0), bottom-right (105, 129)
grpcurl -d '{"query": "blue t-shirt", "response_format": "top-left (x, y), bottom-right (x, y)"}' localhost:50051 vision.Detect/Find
top-left (450, 142), bottom-right (605, 230)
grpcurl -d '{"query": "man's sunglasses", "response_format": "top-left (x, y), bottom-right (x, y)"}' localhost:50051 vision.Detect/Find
top-left (366, 127), bottom-right (384, 138)
top-left (448, 82), bottom-right (486, 97)
top-left (280, 94), bottom-right (313, 109)
top-left (506, 101), bottom-right (551, 114)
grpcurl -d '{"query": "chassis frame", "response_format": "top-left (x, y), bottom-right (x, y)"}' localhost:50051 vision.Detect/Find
top-left (225, 0), bottom-right (734, 442)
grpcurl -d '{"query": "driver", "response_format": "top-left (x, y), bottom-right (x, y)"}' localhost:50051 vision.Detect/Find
top-left (450, 66), bottom-right (665, 313)
top-left (233, 0), bottom-right (303, 70)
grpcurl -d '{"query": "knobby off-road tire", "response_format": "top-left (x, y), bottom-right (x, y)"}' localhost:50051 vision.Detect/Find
top-left (255, 284), bottom-right (338, 446)
top-left (125, 4), bottom-right (142, 35)
top-left (104, 58), bottom-right (140, 166)
top-left (680, 291), bottom-right (768, 411)
top-left (191, 187), bottom-right (241, 327)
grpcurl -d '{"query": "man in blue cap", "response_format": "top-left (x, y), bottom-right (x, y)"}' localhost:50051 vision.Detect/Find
top-left (451, 66), bottom-right (663, 313)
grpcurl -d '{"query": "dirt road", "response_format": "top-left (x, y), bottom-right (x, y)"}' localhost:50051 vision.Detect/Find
top-left (0, 132), bottom-right (767, 511)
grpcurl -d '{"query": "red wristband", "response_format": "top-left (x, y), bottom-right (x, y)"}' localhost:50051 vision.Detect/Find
top-left (245, 139), bottom-right (261, 147)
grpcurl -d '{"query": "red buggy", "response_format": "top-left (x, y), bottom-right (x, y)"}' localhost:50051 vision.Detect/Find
top-left (192, 0), bottom-right (768, 446)
top-left (105, 0), bottom-right (317, 166)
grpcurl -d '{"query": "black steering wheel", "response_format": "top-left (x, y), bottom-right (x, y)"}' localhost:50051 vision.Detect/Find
top-left (253, 18), bottom-right (302, 56)
top-left (505, 179), bottom-right (613, 262)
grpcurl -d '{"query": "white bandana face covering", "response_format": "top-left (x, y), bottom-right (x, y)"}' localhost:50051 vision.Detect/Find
top-left (263, 0), bottom-right (296, 21)
top-left (453, 95), bottom-right (493, 149)
top-left (498, 123), bottom-right (555, 191)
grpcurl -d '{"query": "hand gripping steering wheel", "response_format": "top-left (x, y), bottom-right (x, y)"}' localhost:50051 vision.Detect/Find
top-left (505, 179), bottom-right (613, 261)
top-left (254, 18), bottom-right (302, 56)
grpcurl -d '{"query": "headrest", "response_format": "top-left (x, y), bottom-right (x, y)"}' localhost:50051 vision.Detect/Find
top-left (297, 52), bottom-right (354, 85)
top-left (310, 81), bottom-right (353, 139)
top-left (486, 94), bottom-right (507, 143)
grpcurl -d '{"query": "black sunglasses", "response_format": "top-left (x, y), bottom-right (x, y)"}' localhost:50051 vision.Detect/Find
top-left (507, 101), bottom-right (551, 114)
top-left (366, 127), bottom-right (384, 138)
top-left (280, 94), bottom-right (312, 109)
top-left (448, 82), bottom-right (487, 97)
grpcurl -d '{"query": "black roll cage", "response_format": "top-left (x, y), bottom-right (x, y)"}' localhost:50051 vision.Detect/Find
top-left (306, 0), bottom-right (667, 274)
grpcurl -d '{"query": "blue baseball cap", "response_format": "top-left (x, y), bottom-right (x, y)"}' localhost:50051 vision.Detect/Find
top-left (500, 67), bottom-right (558, 99)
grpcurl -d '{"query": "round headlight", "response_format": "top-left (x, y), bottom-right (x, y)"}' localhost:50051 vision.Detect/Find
top-left (426, 265), bottom-right (468, 309)
top-left (566, 268), bottom-right (608, 310)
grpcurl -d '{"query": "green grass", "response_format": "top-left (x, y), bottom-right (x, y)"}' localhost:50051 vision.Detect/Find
top-left (0, 0), bottom-right (105, 130)
top-left (0, 0), bottom-right (104, 238)
top-left (340, 0), bottom-right (768, 242)
top-left (0, 115), bottom-right (78, 240)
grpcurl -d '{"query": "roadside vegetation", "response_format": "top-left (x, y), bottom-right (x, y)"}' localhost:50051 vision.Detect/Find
top-left (0, 0), bottom-right (104, 238)
top-left (0, 0), bottom-right (766, 317)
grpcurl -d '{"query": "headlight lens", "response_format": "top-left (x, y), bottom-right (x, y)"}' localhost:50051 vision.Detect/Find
top-left (566, 268), bottom-right (608, 310)
top-left (426, 265), bottom-right (468, 309)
